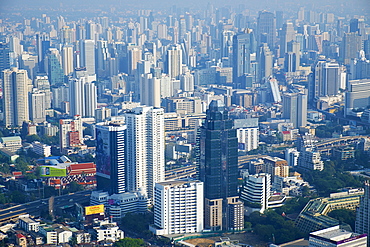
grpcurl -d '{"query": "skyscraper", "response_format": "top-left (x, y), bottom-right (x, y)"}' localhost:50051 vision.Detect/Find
top-left (140, 73), bottom-right (161, 108)
top-left (80, 39), bottom-right (96, 76)
top-left (69, 78), bottom-right (97, 117)
top-left (340, 32), bottom-right (362, 65)
top-left (257, 11), bottom-right (276, 50)
top-left (2, 68), bottom-right (30, 127)
top-left (283, 92), bottom-right (308, 128)
top-left (355, 181), bottom-right (370, 245)
top-left (29, 90), bottom-right (46, 123)
top-left (61, 45), bottom-right (74, 76)
top-left (166, 44), bottom-right (182, 79)
top-left (96, 122), bottom-right (127, 195)
top-left (47, 48), bottom-right (64, 85)
top-left (0, 43), bottom-right (10, 78)
top-left (279, 22), bottom-right (296, 57)
top-left (232, 31), bottom-right (252, 88)
top-left (198, 100), bottom-right (242, 230)
top-left (257, 43), bottom-right (273, 83)
top-left (124, 106), bottom-right (165, 199)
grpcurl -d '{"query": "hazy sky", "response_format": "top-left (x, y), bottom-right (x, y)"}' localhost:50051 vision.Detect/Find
top-left (0, 0), bottom-right (369, 17)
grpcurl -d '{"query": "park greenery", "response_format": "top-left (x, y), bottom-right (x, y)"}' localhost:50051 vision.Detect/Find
top-left (328, 209), bottom-right (357, 231)
top-left (299, 160), bottom-right (364, 197)
top-left (246, 210), bottom-right (304, 244)
top-left (113, 238), bottom-right (146, 247)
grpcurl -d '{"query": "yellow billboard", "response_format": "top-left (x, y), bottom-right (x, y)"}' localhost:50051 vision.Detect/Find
top-left (85, 204), bottom-right (104, 215)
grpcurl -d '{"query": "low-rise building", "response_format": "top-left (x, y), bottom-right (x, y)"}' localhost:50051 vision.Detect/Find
top-left (39, 224), bottom-right (73, 245)
top-left (309, 225), bottom-right (367, 247)
top-left (18, 214), bottom-right (40, 233)
top-left (0, 136), bottom-right (22, 153)
top-left (93, 220), bottom-right (124, 242)
top-left (32, 141), bottom-right (51, 157)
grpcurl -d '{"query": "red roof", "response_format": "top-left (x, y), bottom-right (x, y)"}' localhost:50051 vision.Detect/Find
top-left (282, 131), bottom-right (290, 135)
top-left (16, 233), bottom-right (26, 239)
top-left (67, 163), bottom-right (96, 176)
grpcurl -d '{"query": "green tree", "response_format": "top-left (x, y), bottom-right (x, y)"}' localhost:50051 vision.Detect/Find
top-left (328, 209), bottom-right (357, 230)
top-left (113, 238), bottom-right (145, 247)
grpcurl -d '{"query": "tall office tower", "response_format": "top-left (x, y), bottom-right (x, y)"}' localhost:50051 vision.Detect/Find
top-left (220, 30), bottom-right (234, 59)
top-left (240, 173), bottom-right (271, 213)
top-left (151, 179), bottom-right (204, 235)
top-left (166, 44), bottom-right (182, 79)
top-left (35, 33), bottom-right (50, 73)
top-left (128, 46), bottom-right (142, 75)
top-left (287, 41), bottom-right (301, 70)
top-left (51, 84), bottom-right (69, 110)
top-left (2, 68), bottom-right (30, 127)
top-left (29, 89), bottom-right (46, 123)
top-left (364, 40), bottom-right (370, 60)
top-left (34, 76), bottom-right (51, 109)
top-left (140, 73), bottom-right (161, 108)
top-left (198, 100), bottom-right (242, 230)
top-left (257, 43), bottom-right (273, 83)
top-left (61, 45), bottom-right (74, 76)
top-left (69, 78), bottom-right (85, 117)
top-left (257, 11), bottom-right (276, 50)
top-left (124, 106), bottom-right (165, 199)
top-left (69, 77), bottom-right (97, 117)
top-left (76, 25), bottom-right (86, 40)
top-left (47, 48), bottom-right (64, 85)
top-left (180, 72), bottom-right (194, 92)
top-left (340, 32), bottom-right (362, 65)
top-left (232, 31), bottom-right (252, 88)
top-left (85, 21), bottom-right (96, 40)
top-left (96, 40), bottom-right (109, 78)
top-left (179, 18), bottom-right (186, 40)
top-left (350, 18), bottom-right (366, 40)
top-left (310, 59), bottom-right (344, 102)
top-left (355, 181), bottom-right (370, 245)
top-left (0, 43), bottom-right (10, 78)
top-left (279, 22), bottom-right (295, 57)
top-left (275, 11), bottom-right (283, 29)
top-left (284, 52), bottom-right (297, 73)
top-left (282, 92), bottom-right (307, 128)
top-left (59, 115), bottom-right (83, 153)
top-left (95, 121), bottom-right (127, 195)
top-left (84, 81), bottom-right (97, 117)
top-left (157, 24), bottom-right (168, 39)
top-left (345, 79), bottom-right (370, 117)
top-left (9, 36), bottom-right (23, 57)
top-left (80, 40), bottom-right (95, 76)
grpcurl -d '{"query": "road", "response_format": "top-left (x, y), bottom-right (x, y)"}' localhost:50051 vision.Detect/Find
top-left (0, 190), bottom-right (91, 224)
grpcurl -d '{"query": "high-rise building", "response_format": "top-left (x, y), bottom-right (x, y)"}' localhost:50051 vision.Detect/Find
top-left (345, 79), bottom-right (370, 117)
top-left (2, 68), bottom-right (30, 127)
top-left (150, 179), bottom-right (204, 235)
top-left (61, 45), bottom-right (74, 76)
top-left (257, 11), bottom-right (276, 50)
top-left (279, 22), bottom-right (296, 57)
top-left (198, 100), bottom-right (243, 230)
top-left (282, 92), bottom-right (308, 128)
top-left (257, 43), bottom-right (273, 83)
top-left (166, 44), bottom-right (182, 79)
top-left (355, 181), bottom-right (370, 245)
top-left (47, 48), bottom-right (64, 85)
top-left (80, 39), bottom-right (95, 76)
top-left (59, 115), bottom-right (83, 153)
top-left (340, 32), bottom-right (362, 65)
top-left (0, 43), bottom-right (10, 78)
top-left (232, 31), bottom-right (252, 88)
top-left (124, 106), bottom-right (165, 199)
top-left (95, 121), bottom-right (127, 195)
top-left (29, 90), bottom-right (46, 123)
top-left (69, 78), bottom-right (97, 117)
top-left (140, 73), bottom-right (161, 108)
top-left (241, 173), bottom-right (271, 213)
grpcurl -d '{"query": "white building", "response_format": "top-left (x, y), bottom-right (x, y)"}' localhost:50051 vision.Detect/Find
top-left (18, 214), bottom-right (40, 233)
top-left (69, 78), bottom-right (97, 118)
top-left (298, 148), bottom-right (324, 171)
top-left (2, 68), bottom-right (30, 127)
top-left (59, 115), bottom-right (84, 153)
top-left (241, 173), bottom-right (271, 213)
top-left (150, 179), bottom-right (204, 235)
top-left (39, 224), bottom-right (73, 245)
top-left (124, 106), bottom-right (165, 200)
top-left (0, 136), bottom-right (22, 153)
top-left (90, 190), bottom-right (148, 220)
top-left (32, 141), bottom-right (51, 157)
top-left (29, 90), bottom-right (46, 123)
top-left (234, 118), bottom-right (259, 152)
top-left (285, 148), bottom-right (300, 167)
top-left (309, 225), bottom-right (367, 247)
top-left (80, 39), bottom-right (96, 76)
top-left (93, 220), bottom-right (124, 243)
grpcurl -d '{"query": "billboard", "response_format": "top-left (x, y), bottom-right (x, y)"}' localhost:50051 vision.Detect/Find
top-left (95, 127), bottom-right (111, 177)
top-left (85, 204), bottom-right (104, 216)
top-left (40, 166), bottom-right (67, 177)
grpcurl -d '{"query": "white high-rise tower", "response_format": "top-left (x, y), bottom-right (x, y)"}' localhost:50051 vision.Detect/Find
top-left (124, 106), bottom-right (165, 199)
top-left (2, 68), bottom-right (30, 127)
